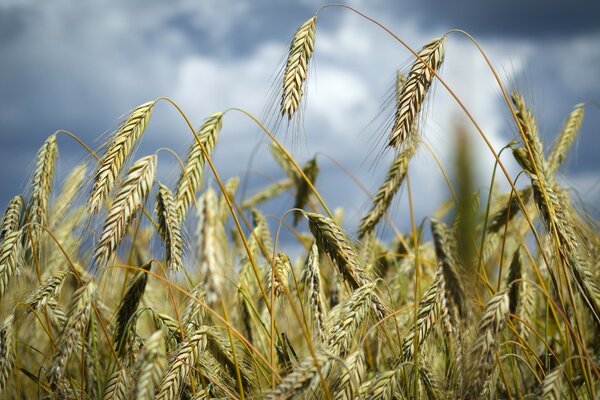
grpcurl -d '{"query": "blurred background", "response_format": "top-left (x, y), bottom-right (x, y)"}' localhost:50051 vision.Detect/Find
top-left (1, 0), bottom-right (599, 235)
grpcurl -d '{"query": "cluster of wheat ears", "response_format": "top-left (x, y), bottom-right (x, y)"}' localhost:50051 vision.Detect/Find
top-left (1, 6), bottom-right (599, 400)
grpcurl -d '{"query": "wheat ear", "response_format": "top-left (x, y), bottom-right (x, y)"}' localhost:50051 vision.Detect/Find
top-left (301, 242), bottom-right (326, 340)
top-left (267, 252), bottom-right (292, 298)
top-left (548, 103), bottom-right (584, 174)
top-left (103, 367), bottom-right (130, 400)
top-left (0, 229), bottom-right (23, 300)
top-left (28, 134), bottom-right (58, 244)
top-left (133, 330), bottom-right (167, 400)
top-left (330, 350), bottom-right (366, 400)
top-left (155, 184), bottom-right (183, 271)
top-left (24, 270), bottom-right (68, 313)
top-left (0, 195), bottom-right (24, 240)
top-left (0, 314), bottom-right (15, 394)
top-left (90, 101), bottom-right (155, 214)
top-left (281, 16), bottom-right (317, 119)
top-left (241, 178), bottom-right (293, 209)
top-left (95, 155), bottom-right (156, 265)
top-left (388, 37), bottom-right (446, 148)
top-left (293, 157), bottom-right (319, 225)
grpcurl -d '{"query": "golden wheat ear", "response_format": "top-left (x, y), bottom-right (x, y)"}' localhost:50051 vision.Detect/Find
top-left (281, 16), bottom-right (317, 120)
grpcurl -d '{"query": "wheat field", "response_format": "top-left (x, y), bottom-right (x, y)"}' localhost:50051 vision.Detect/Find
top-left (1, 7), bottom-right (599, 400)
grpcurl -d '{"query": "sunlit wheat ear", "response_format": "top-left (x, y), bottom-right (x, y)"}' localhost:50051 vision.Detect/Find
top-left (182, 286), bottom-right (207, 333)
top-left (218, 176), bottom-right (240, 223)
top-left (51, 163), bottom-right (87, 222)
top-left (24, 270), bottom-right (68, 313)
top-left (463, 290), bottom-right (509, 400)
top-left (388, 36), bottom-right (446, 148)
top-left (156, 327), bottom-right (209, 400)
top-left (0, 195), bottom-right (24, 240)
top-left (281, 16), bottom-right (317, 119)
top-left (293, 157), bottom-right (319, 225)
top-left (548, 103), bottom-right (584, 173)
top-left (95, 155), bottom-right (156, 266)
top-left (205, 327), bottom-right (254, 392)
top-left (114, 262), bottom-right (151, 358)
top-left (0, 314), bottom-right (15, 394)
top-left (358, 139), bottom-right (418, 238)
top-left (269, 354), bottom-right (332, 400)
top-left (537, 364), bottom-right (565, 400)
top-left (241, 178), bottom-right (294, 209)
top-left (330, 350), bottom-right (366, 400)
top-left (251, 207), bottom-right (274, 258)
top-left (47, 281), bottom-right (96, 388)
top-left (90, 101), bottom-right (155, 214)
top-left (28, 134), bottom-right (58, 244)
top-left (511, 92), bottom-right (551, 182)
top-left (0, 229), bottom-right (23, 300)
top-left (174, 112), bottom-right (223, 220)
top-left (155, 184), bottom-right (183, 272)
top-left (103, 367), bottom-right (130, 400)
top-left (362, 368), bottom-right (402, 400)
top-left (197, 188), bottom-right (224, 306)
top-left (133, 330), bottom-right (167, 400)
top-left (301, 243), bottom-right (326, 340)
top-left (486, 188), bottom-right (531, 234)
top-left (267, 252), bottom-right (292, 298)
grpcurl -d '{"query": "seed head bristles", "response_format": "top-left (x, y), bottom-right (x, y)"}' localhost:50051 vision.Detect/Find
top-left (281, 16), bottom-right (317, 120)
top-left (197, 188), bottom-right (224, 307)
top-left (114, 262), bottom-right (151, 358)
top-left (28, 134), bottom-right (58, 245)
top-left (241, 178), bottom-right (294, 209)
top-left (400, 272), bottom-right (441, 362)
top-left (24, 270), bottom-right (68, 313)
top-left (90, 101), bottom-right (155, 214)
top-left (548, 103), bottom-right (584, 174)
top-left (267, 252), bottom-right (291, 298)
top-left (182, 286), bottom-right (207, 334)
top-left (51, 163), bottom-right (87, 223)
top-left (155, 184), bottom-right (183, 272)
top-left (133, 330), bottom-right (167, 400)
top-left (218, 176), bottom-right (240, 223)
top-left (293, 157), bottom-right (319, 225)
top-left (156, 327), bottom-right (209, 400)
top-left (0, 314), bottom-right (15, 394)
top-left (0, 195), bottom-right (24, 240)
top-left (301, 243), bottom-right (326, 340)
top-left (358, 141), bottom-right (418, 238)
top-left (430, 219), bottom-right (466, 318)
top-left (507, 246), bottom-right (522, 314)
top-left (463, 290), bottom-right (509, 400)
top-left (330, 350), bottom-right (366, 400)
top-left (266, 353), bottom-right (331, 400)
top-left (537, 364), bottom-right (565, 400)
top-left (0, 230), bottom-right (23, 300)
top-left (103, 367), bottom-right (130, 400)
top-left (510, 93), bottom-right (551, 183)
top-left (174, 112), bottom-right (223, 220)
top-left (47, 281), bottom-right (96, 388)
top-left (388, 37), bottom-right (446, 148)
top-left (95, 155), bottom-right (156, 266)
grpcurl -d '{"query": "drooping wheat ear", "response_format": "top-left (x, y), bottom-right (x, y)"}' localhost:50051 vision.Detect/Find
top-left (24, 270), bottom-right (68, 313)
top-left (95, 155), bottom-right (156, 265)
top-left (156, 327), bottom-right (209, 400)
top-left (114, 262), bottom-right (151, 358)
top-left (241, 178), bottom-right (294, 209)
top-left (152, 311), bottom-right (183, 345)
top-left (536, 364), bottom-right (565, 400)
top-left (51, 163), bottom-right (87, 222)
top-left (28, 134), bottom-right (58, 244)
top-left (548, 103), bottom-right (584, 174)
top-left (293, 157), bottom-right (319, 225)
top-left (0, 195), bottom-right (24, 240)
top-left (103, 367), bottom-right (130, 400)
top-left (306, 212), bottom-right (368, 290)
top-left (251, 207), bottom-right (274, 259)
top-left (511, 93), bottom-right (551, 182)
top-left (0, 229), bottom-right (23, 300)
top-left (531, 177), bottom-right (600, 326)
top-left (330, 350), bottom-right (366, 400)
top-left (47, 281), bottom-right (96, 388)
top-left (506, 246), bottom-right (522, 315)
top-left (155, 184), bottom-right (183, 272)
top-left (388, 36), bottom-right (446, 148)
top-left (133, 330), bottom-right (167, 400)
top-left (90, 101), bottom-right (155, 214)
top-left (174, 112), bottom-right (223, 220)
top-left (430, 219), bottom-right (466, 318)
top-left (400, 271), bottom-right (441, 361)
top-left (358, 139), bottom-right (418, 238)
top-left (267, 252), bottom-right (292, 298)
top-left (301, 243), bottom-right (326, 340)
top-left (463, 290), bottom-right (510, 400)
top-left (218, 176), bottom-right (240, 223)
top-left (0, 314), bottom-right (15, 394)
top-left (487, 188), bottom-right (531, 234)
top-left (197, 187), bottom-right (224, 306)
top-left (361, 369), bottom-right (402, 400)
top-left (266, 353), bottom-right (331, 400)
top-left (281, 16), bottom-right (317, 119)
top-left (182, 285), bottom-right (207, 334)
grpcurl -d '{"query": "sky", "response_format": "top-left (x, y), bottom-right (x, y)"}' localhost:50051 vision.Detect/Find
top-left (1, 0), bottom-right (599, 237)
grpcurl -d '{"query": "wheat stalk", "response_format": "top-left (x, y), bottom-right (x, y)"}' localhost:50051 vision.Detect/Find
top-left (90, 101), bottom-right (155, 214)
top-left (95, 155), bottom-right (156, 265)
top-left (388, 37), bottom-right (446, 148)
top-left (281, 16), bottom-right (317, 119)
top-left (155, 184), bottom-right (183, 272)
